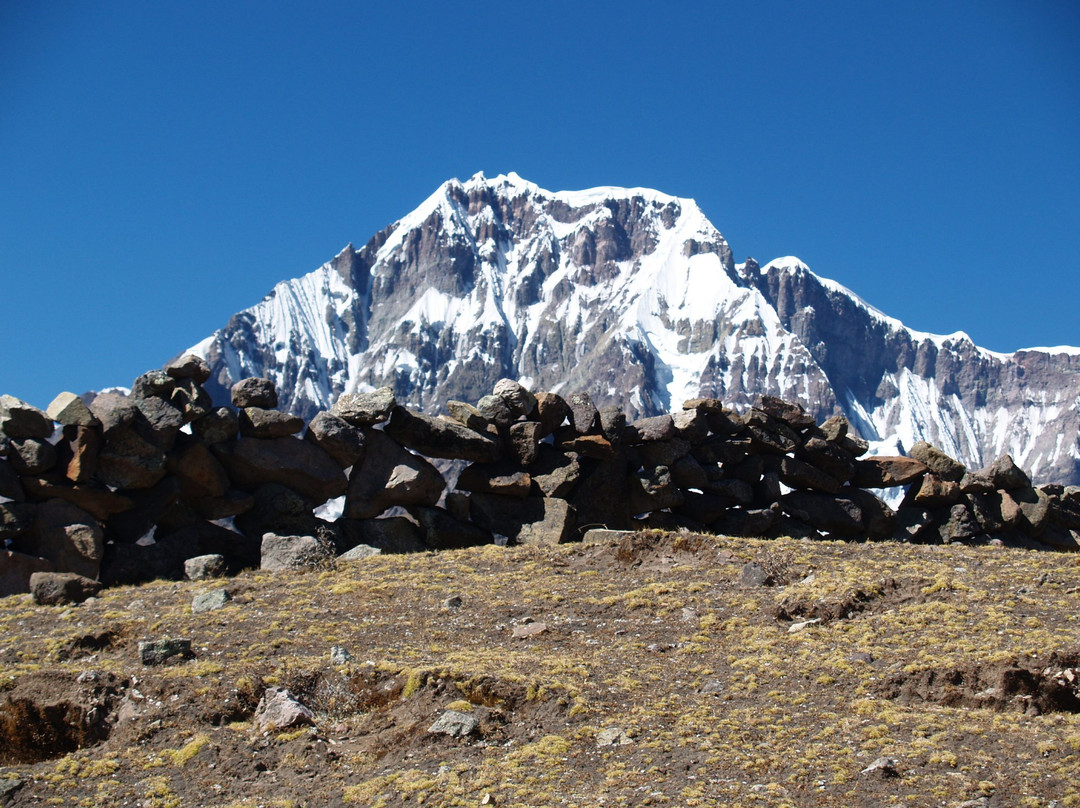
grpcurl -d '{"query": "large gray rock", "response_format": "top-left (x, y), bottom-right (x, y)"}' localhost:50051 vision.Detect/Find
top-left (529, 445), bottom-right (581, 498)
top-left (214, 436), bottom-right (347, 504)
top-left (507, 421), bottom-right (542, 466)
top-left (191, 407), bottom-right (239, 445)
top-left (627, 466), bottom-right (684, 514)
top-left (0, 395), bottom-right (53, 439)
top-left (330, 387), bottom-right (395, 426)
top-left (8, 438), bottom-right (57, 476)
top-left (131, 370), bottom-right (177, 400)
top-left (133, 396), bottom-right (185, 451)
top-left (45, 392), bottom-right (100, 428)
top-left (95, 427), bottom-right (167, 490)
top-left (534, 392), bottom-right (570, 436)
top-left (168, 442), bottom-right (230, 499)
top-left (780, 492), bottom-right (864, 537)
top-left (88, 392), bottom-right (140, 436)
top-left (169, 379), bottom-right (214, 423)
top-left (493, 378), bottom-right (537, 418)
top-left (0, 550), bottom-right (54, 597)
top-left (238, 407), bottom-right (305, 438)
top-left (988, 454), bottom-right (1031, 491)
top-left (231, 377), bottom-right (278, 408)
top-left (344, 428), bottom-right (445, 518)
top-left (469, 493), bottom-right (576, 545)
top-left (909, 441), bottom-right (966, 482)
top-left (567, 392), bottom-right (600, 435)
top-left (852, 456), bottom-right (929, 488)
top-left (623, 414), bottom-right (676, 444)
top-left (260, 533), bottom-right (327, 571)
top-left (27, 500), bottom-right (104, 579)
top-left (29, 572), bottom-right (101, 605)
top-left (255, 688), bottom-right (314, 732)
top-left (164, 354), bottom-right (211, 383)
top-left (184, 553), bottom-right (228, 581)
top-left (304, 412), bottom-right (366, 468)
top-left (384, 407), bottom-right (501, 462)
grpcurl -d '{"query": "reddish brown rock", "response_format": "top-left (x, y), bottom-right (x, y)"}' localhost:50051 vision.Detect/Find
top-left (852, 456), bottom-right (929, 488)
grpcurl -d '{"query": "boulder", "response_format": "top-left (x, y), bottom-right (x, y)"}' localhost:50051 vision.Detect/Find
top-left (191, 588), bottom-right (230, 613)
top-left (903, 473), bottom-right (961, 507)
top-left (88, 392), bottom-right (140, 436)
top-left (677, 490), bottom-right (735, 525)
top-left (0, 550), bottom-right (54, 597)
top-left (20, 478), bottom-right (133, 522)
top-left (627, 466), bottom-right (684, 514)
top-left (428, 710), bottom-right (478, 738)
top-left (569, 452), bottom-right (633, 535)
top-left (534, 392), bottom-right (570, 436)
top-left (330, 387), bottom-right (395, 426)
top-left (556, 432), bottom-right (615, 460)
top-left (852, 456), bottom-right (928, 487)
top-left (744, 413), bottom-right (799, 455)
top-left (469, 493), bottom-right (576, 545)
top-left (131, 370), bottom-right (177, 401)
top-left (214, 436), bottom-right (347, 504)
top-left (711, 505), bottom-right (780, 537)
top-left (820, 415), bottom-right (849, 441)
top-left (493, 378), bottom-right (537, 418)
top-left (988, 454), bottom-right (1031, 491)
top-left (846, 489), bottom-right (897, 540)
top-left (476, 395), bottom-right (513, 429)
top-left (336, 516), bottom-right (426, 554)
top-left (446, 400), bottom-right (490, 432)
top-left (780, 492), bottom-right (864, 537)
top-left (567, 392), bottom-right (600, 435)
top-left (908, 441), bottom-right (965, 482)
top-left (598, 406), bottom-right (627, 444)
top-left (0, 395), bottom-right (53, 439)
top-left (233, 484), bottom-right (323, 542)
top-left (254, 688), bottom-right (314, 733)
top-left (409, 506), bottom-right (493, 550)
top-left (188, 489), bottom-right (255, 521)
top-left (457, 463), bottom-right (531, 497)
top-left (132, 397), bottom-right (185, 451)
top-left (778, 456), bottom-right (843, 494)
top-left (191, 407), bottom-right (239, 445)
top-left (304, 412), bottom-right (366, 468)
top-left (798, 436), bottom-right (856, 483)
top-left (668, 454), bottom-right (710, 489)
top-left (26, 500), bottom-right (104, 579)
top-left (231, 377), bottom-right (278, 409)
top-left (8, 437), bottom-right (57, 476)
top-left (45, 393), bottom-right (100, 428)
top-left (623, 414), bottom-right (676, 444)
top-left (260, 533), bottom-right (327, 571)
top-left (164, 354), bottom-right (211, 383)
top-left (529, 445), bottom-right (581, 498)
top-left (184, 554), bottom-right (228, 581)
top-left (384, 407), bottom-right (501, 463)
top-left (168, 442), bottom-right (230, 499)
top-left (1013, 486), bottom-right (1052, 534)
top-left (507, 421), bottom-right (542, 466)
top-left (29, 572), bottom-right (101, 605)
top-left (959, 470), bottom-right (996, 494)
top-left (638, 438), bottom-right (692, 468)
top-left (938, 502), bottom-right (981, 543)
top-left (139, 638), bottom-right (194, 666)
top-left (755, 395), bottom-right (817, 429)
top-left (344, 428), bottom-right (445, 519)
top-left (671, 407), bottom-right (709, 444)
top-left (966, 492), bottom-right (1006, 533)
top-left (95, 427), bottom-right (167, 490)
top-left (238, 407), bottom-right (305, 438)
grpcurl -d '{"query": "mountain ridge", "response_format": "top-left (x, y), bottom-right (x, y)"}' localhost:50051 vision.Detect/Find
top-left (186, 173), bottom-right (1080, 484)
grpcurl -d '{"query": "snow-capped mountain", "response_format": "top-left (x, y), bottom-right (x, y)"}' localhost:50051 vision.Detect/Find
top-left (187, 172), bottom-right (1080, 484)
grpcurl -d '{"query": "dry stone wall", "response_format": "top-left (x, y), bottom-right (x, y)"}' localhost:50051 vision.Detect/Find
top-left (2, 357), bottom-right (1078, 596)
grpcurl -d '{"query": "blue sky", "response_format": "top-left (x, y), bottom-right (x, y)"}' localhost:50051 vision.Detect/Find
top-left (2, 0), bottom-right (1078, 409)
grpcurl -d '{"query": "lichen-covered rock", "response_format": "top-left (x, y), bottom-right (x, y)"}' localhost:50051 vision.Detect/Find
top-left (260, 533), bottom-right (327, 571)
top-left (330, 387), bottom-right (395, 426)
top-left (493, 378), bottom-right (537, 418)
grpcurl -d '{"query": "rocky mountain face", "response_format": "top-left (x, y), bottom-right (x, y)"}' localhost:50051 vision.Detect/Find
top-left (186, 172), bottom-right (1080, 484)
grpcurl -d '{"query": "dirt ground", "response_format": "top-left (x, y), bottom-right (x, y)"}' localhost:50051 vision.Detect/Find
top-left (2, 531), bottom-right (1079, 807)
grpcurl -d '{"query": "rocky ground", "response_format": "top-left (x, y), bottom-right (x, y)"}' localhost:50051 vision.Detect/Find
top-left (2, 531), bottom-right (1079, 808)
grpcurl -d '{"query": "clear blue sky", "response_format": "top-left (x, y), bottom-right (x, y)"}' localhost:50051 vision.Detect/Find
top-left (2, 0), bottom-right (1078, 409)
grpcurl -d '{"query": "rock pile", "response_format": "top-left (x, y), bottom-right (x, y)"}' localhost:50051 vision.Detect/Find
top-left (2, 363), bottom-right (1077, 595)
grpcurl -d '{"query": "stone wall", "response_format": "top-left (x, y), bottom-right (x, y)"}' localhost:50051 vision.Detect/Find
top-left (2, 357), bottom-right (1078, 595)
